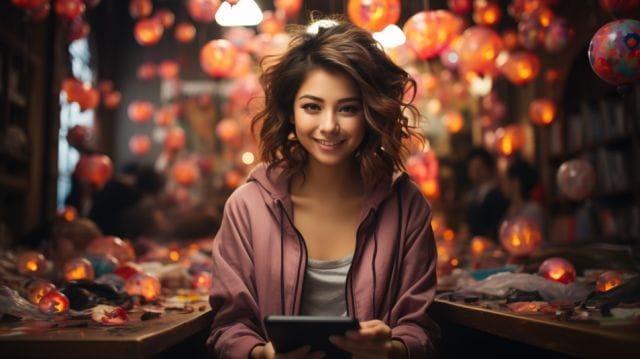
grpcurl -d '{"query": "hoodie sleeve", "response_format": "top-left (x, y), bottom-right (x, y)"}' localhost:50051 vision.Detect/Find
top-left (390, 182), bottom-right (440, 358)
top-left (207, 184), bottom-right (266, 358)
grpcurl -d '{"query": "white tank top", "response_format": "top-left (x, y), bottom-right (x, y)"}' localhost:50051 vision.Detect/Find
top-left (299, 255), bottom-right (353, 316)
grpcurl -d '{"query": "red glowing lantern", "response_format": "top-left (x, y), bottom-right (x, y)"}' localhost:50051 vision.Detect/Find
top-left (442, 110), bottom-right (464, 134)
top-left (86, 236), bottom-right (136, 264)
top-left (124, 273), bottom-right (161, 301)
top-left (66, 124), bottom-right (92, 149)
top-left (518, 16), bottom-right (545, 50)
top-left (200, 39), bottom-right (237, 78)
top-left (154, 105), bottom-right (177, 127)
top-left (500, 52), bottom-right (540, 85)
top-left (128, 101), bottom-right (155, 123)
top-left (403, 10), bottom-right (463, 60)
top-left (158, 60), bottom-right (179, 79)
top-left (556, 159), bottom-right (596, 201)
top-left (187, 0), bottom-right (220, 23)
top-left (57, 205), bottom-right (78, 222)
top-left (137, 62), bottom-right (157, 80)
top-left (529, 98), bottom-right (556, 126)
top-left (500, 218), bottom-right (542, 257)
top-left (75, 154), bottom-right (114, 189)
top-left (192, 271), bottom-right (212, 291)
top-left (16, 251), bottom-right (47, 276)
top-left (103, 91), bottom-right (122, 109)
top-left (129, 134), bottom-right (151, 156)
top-left (544, 17), bottom-right (571, 53)
top-left (495, 125), bottom-right (525, 157)
top-left (274, 0), bottom-right (302, 18)
top-left (216, 118), bottom-right (240, 143)
top-left (347, 0), bottom-right (401, 33)
top-left (419, 179), bottom-right (440, 199)
top-left (78, 85), bottom-right (100, 111)
top-left (596, 270), bottom-right (624, 292)
top-left (259, 10), bottom-right (285, 35)
top-left (61, 77), bottom-right (85, 103)
top-left (154, 8), bottom-right (175, 28)
top-left (113, 262), bottom-right (142, 280)
top-left (458, 26), bottom-right (503, 74)
top-left (11, 0), bottom-right (48, 9)
top-left (134, 17), bottom-right (163, 46)
top-left (172, 159), bottom-right (200, 187)
top-left (129, 0), bottom-right (152, 19)
top-left (470, 236), bottom-right (494, 258)
top-left (448, 0), bottom-right (471, 14)
top-left (502, 30), bottom-right (519, 50)
top-left (545, 68), bottom-right (560, 84)
top-left (54, 0), bottom-right (85, 21)
top-left (63, 257), bottom-right (95, 281)
top-left (473, 1), bottom-right (502, 26)
top-left (174, 22), bottom-right (196, 43)
top-left (588, 19), bottom-right (640, 86)
top-left (164, 126), bottom-right (186, 152)
top-left (538, 257), bottom-right (576, 284)
top-left (26, 280), bottom-right (56, 304)
top-left (39, 290), bottom-right (70, 314)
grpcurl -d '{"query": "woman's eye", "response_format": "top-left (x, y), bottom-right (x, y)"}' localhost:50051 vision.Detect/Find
top-left (301, 103), bottom-right (321, 111)
top-left (340, 105), bottom-right (360, 114)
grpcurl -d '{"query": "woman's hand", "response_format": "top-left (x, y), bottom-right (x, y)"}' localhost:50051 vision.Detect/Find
top-left (251, 342), bottom-right (325, 359)
top-left (329, 320), bottom-right (407, 359)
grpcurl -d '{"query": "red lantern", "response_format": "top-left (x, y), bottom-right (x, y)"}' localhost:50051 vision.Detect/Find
top-left (274, 0), bottom-right (302, 18)
top-left (16, 251), bottom-right (47, 276)
top-left (500, 218), bottom-right (542, 257)
top-left (63, 257), bottom-right (95, 281)
top-left (129, 0), bottom-right (152, 19)
top-left (39, 291), bottom-right (70, 314)
top-left (518, 16), bottom-right (545, 50)
top-left (154, 105), bottom-right (177, 127)
top-left (154, 8), bottom-right (175, 28)
top-left (172, 159), bottom-right (200, 187)
top-left (538, 257), bottom-right (576, 284)
top-left (124, 273), bottom-right (162, 301)
top-left (137, 62), bottom-right (157, 80)
top-left (502, 30), bottom-right (519, 50)
top-left (54, 0), bottom-right (85, 21)
top-left (500, 52), bottom-right (540, 85)
top-left (87, 236), bottom-right (136, 264)
top-left (529, 98), bottom-right (556, 126)
top-left (473, 1), bottom-right (502, 26)
top-left (61, 77), bottom-right (85, 103)
top-left (158, 60), bottom-right (179, 79)
top-left (495, 125), bottom-right (525, 157)
top-left (403, 10), bottom-right (463, 60)
top-left (103, 91), bottom-right (122, 109)
top-left (442, 110), bottom-right (464, 134)
top-left (259, 10), bottom-right (286, 35)
top-left (174, 22), bottom-right (196, 43)
top-left (164, 126), bottom-right (186, 152)
top-left (129, 134), bottom-right (151, 156)
top-left (458, 26), bottom-right (503, 74)
top-left (216, 118), bottom-right (240, 143)
top-left (128, 101), bottom-right (155, 123)
top-left (26, 280), bottom-right (56, 304)
top-left (66, 124), bottom-right (92, 149)
top-left (448, 0), bottom-right (471, 14)
top-left (134, 17), bottom-right (163, 46)
top-left (596, 270), bottom-right (624, 292)
top-left (75, 154), bottom-right (114, 189)
top-left (200, 39), bottom-right (237, 78)
top-left (113, 262), bottom-right (142, 280)
top-left (508, 0), bottom-right (546, 21)
top-left (347, 0), bottom-right (401, 33)
top-left (470, 236), bottom-right (493, 258)
top-left (556, 159), bottom-right (596, 201)
top-left (192, 271), bottom-right (212, 291)
top-left (77, 85), bottom-right (100, 111)
top-left (187, 0), bottom-right (220, 23)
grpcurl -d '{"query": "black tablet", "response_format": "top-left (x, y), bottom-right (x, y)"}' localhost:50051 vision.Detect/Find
top-left (264, 315), bottom-right (359, 358)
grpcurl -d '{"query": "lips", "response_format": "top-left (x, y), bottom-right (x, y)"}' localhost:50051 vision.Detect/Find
top-left (314, 138), bottom-right (345, 149)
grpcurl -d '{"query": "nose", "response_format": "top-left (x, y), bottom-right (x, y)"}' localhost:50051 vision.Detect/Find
top-left (319, 111), bottom-right (339, 134)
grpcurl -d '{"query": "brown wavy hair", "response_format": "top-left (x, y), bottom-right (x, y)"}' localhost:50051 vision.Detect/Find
top-left (252, 17), bottom-right (422, 190)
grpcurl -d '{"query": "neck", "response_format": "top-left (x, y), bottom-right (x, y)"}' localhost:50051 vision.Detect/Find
top-left (292, 159), bottom-right (363, 199)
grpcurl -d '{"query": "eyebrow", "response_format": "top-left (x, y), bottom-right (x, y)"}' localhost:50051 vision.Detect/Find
top-left (297, 95), bottom-right (361, 103)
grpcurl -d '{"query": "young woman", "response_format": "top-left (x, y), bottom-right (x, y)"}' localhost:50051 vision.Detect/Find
top-left (208, 18), bottom-right (439, 358)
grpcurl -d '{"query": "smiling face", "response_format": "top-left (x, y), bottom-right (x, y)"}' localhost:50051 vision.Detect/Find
top-left (293, 68), bottom-right (366, 169)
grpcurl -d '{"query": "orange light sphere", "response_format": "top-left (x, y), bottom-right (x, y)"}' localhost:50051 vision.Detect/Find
top-left (529, 98), bottom-right (556, 126)
top-left (172, 159), bottom-right (200, 187)
top-left (129, 0), bottom-right (153, 18)
top-left (134, 17), bottom-right (163, 46)
top-left (154, 8), bottom-right (175, 28)
top-left (87, 236), bottom-right (136, 264)
top-left (274, 0), bottom-right (302, 18)
top-left (538, 257), bottom-right (576, 284)
top-left (495, 125), bottom-right (525, 157)
top-left (63, 257), bottom-right (95, 281)
top-left (443, 110), bottom-right (464, 134)
top-left (78, 85), bottom-right (100, 111)
top-left (216, 118), bottom-right (240, 143)
top-left (403, 10), bottom-right (463, 60)
top-left (158, 60), bottom-right (179, 79)
top-left (545, 68), bottom-right (560, 84)
top-left (103, 91), bottom-right (122, 109)
top-left (124, 273), bottom-right (161, 301)
top-left (225, 170), bottom-right (243, 189)
top-left (39, 290), bottom-right (70, 314)
top-left (500, 218), bottom-right (542, 257)
top-left (347, 0), bottom-right (401, 33)
top-left (448, 0), bottom-right (471, 14)
top-left (154, 105), bottom-right (177, 127)
top-left (66, 124), bottom-right (92, 149)
top-left (470, 236), bottom-right (493, 258)
top-left (74, 154), bottom-right (114, 189)
top-left (61, 77), bottom-right (85, 103)
top-left (128, 100), bottom-right (155, 123)
top-left (26, 280), bottom-right (56, 304)
top-left (502, 30), bottom-right (519, 50)
top-left (200, 39), bottom-right (237, 78)
top-left (419, 179), bottom-right (440, 198)
top-left (259, 10), bottom-right (286, 35)
top-left (113, 262), bottom-right (142, 280)
top-left (595, 270), bottom-right (624, 292)
top-left (129, 134), bottom-right (151, 156)
top-left (58, 205), bottom-right (78, 221)
top-left (54, 0), bottom-right (85, 21)
top-left (192, 271), bottom-right (213, 291)
top-left (17, 251), bottom-right (47, 276)
top-left (473, 2), bottom-right (502, 26)
top-left (458, 26), bottom-right (503, 74)
top-left (164, 126), bottom-right (186, 152)
top-left (137, 62), bottom-right (157, 80)
top-left (500, 51), bottom-right (540, 85)
top-left (187, 0), bottom-right (220, 23)
top-left (174, 22), bottom-right (196, 43)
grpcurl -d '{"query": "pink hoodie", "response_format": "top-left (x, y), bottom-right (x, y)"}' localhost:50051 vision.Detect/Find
top-left (207, 164), bottom-right (439, 358)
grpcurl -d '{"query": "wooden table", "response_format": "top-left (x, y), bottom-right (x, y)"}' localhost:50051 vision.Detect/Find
top-left (0, 307), bottom-right (213, 358)
top-left (431, 298), bottom-right (639, 358)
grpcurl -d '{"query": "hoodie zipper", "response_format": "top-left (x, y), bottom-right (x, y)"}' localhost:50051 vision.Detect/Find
top-left (277, 200), bottom-right (307, 315)
top-left (345, 207), bottom-right (376, 318)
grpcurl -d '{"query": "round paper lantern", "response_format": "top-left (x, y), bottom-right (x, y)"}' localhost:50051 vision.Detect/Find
top-left (419, 179), bottom-right (440, 198)
top-left (200, 39), bottom-right (237, 78)
top-left (473, 2), bottom-right (502, 26)
top-left (26, 280), bottom-right (56, 304)
top-left (54, 0), bottom-right (85, 21)
top-left (544, 17), bottom-right (571, 53)
top-left (259, 10), bottom-right (285, 35)
top-left (16, 251), bottom-right (47, 276)
top-left (502, 29), bottom-right (519, 50)
top-left (63, 257), bottom-right (95, 281)
top-left (174, 22), bottom-right (196, 43)
top-left (137, 62), bottom-right (157, 80)
top-left (556, 159), bottom-right (596, 201)
top-left (124, 273), bottom-right (161, 301)
top-left (443, 110), bottom-right (464, 133)
top-left (274, 0), bottom-right (302, 18)
top-left (154, 8), bottom-right (175, 28)
top-left (39, 290), bottom-right (70, 314)
top-left (172, 159), bottom-right (200, 187)
top-left (86, 236), bottom-right (136, 264)
top-left (216, 118), bottom-right (240, 143)
top-left (154, 105), bottom-right (177, 127)
top-left (192, 271), bottom-right (212, 291)
top-left (406, 151), bottom-right (438, 183)
top-left (164, 126), bottom-right (186, 152)
top-left (103, 91), bottom-right (122, 109)
top-left (495, 125), bottom-right (525, 156)
top-left (518, 16), bottom-right (545, 50)
top-left (187, 0), bottom-right (220, 23)
top-left (447, 0), bottom-right (471, 15)
top-left (74, 154), bottom-right (114, 188)
top-left (500, 218), bottom-right (542, 257)
top-left (134, 17), bottom-right (163, 46)
top-left (66, 124), bottom-right (92, 149)
top-left (129, 0), bottom-right (153, 18)
top-left (128, 100), bottom-right (155, 123)
top-left (403, 10), bottom-right (463, 60)
top-left (158, 60), bottom-right (179, 79)
top-left (599, 0), bottom-right (640, 13)
top-left (61, 77), bottom-right (85, 103)
top-left (458, 26), bottom-right (503, 74)
top-left (596, 270), bottom-right (624, 292)
top-left (529, 98), bottom-right (556, 126)
top-left (588, 19), bottom-right (640, 86)
top-left (538, 257), bottom-right (576, 284)
top-left (470, 236), bottom-right (493, 258)
top-left (77, 85), bottom-right (100, 111)
top-left (129, 134), bottom-right (151, 156)
top-left (500, 51), bottom-right (540, 85)
top-left (113, 262), bottom-right (142, 280)
top-left (347, 0), bottom-right (401, 33)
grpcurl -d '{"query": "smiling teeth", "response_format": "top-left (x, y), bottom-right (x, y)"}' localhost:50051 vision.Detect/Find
top-left (317, 139), bottom-right (341, 146)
